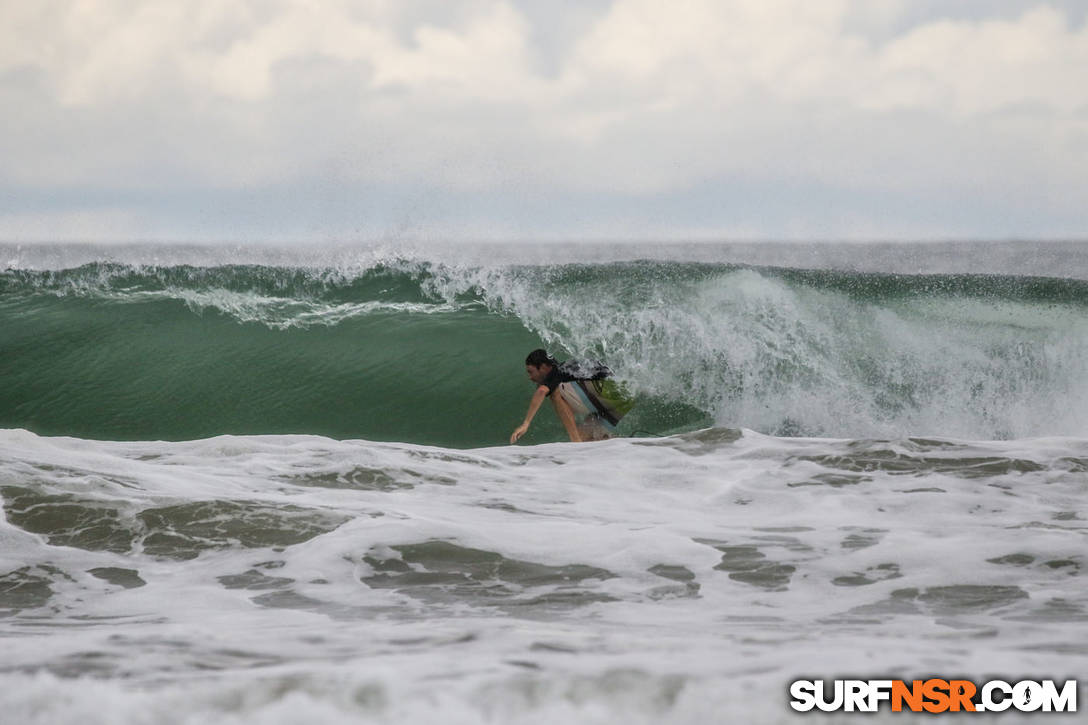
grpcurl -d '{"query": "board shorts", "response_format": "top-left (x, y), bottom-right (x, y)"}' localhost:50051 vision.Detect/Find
top-left (554, 378), bottom-right (634, 438)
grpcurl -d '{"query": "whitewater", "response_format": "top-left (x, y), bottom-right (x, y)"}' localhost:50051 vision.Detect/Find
top-left (1, 241), bottom-right (1086, 723)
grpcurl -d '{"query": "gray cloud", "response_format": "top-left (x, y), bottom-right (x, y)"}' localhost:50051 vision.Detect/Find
top-left (0, 1), bottom-right (1085, 242)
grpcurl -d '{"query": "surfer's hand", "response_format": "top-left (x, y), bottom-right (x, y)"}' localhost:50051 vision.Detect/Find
top-left (510, 424), bottom-right (529, 443)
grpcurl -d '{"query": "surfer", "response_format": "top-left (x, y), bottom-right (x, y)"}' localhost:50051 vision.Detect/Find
top-left (510, 349), bottom-right (634, 444)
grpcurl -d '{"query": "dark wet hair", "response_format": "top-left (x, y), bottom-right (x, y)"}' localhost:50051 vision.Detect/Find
top-left (525, 349), bottom-right (555, 367)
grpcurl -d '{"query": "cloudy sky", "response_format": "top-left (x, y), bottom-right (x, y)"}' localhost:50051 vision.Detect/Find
top-left (1, 0), bottom-right (1086, 242)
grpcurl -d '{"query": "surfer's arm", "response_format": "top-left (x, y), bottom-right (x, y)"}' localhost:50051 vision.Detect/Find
top-left (551, 391), bottom-right (583, 443)
top-left (510, 385), bottom-right (550, 443)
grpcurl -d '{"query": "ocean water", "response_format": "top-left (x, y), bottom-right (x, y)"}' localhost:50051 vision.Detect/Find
top-left (1, 241), bottom-right (1086, 723)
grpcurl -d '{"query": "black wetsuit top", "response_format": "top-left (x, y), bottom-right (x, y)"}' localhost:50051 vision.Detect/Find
top-left (542, 360), bottom-right (612, 396)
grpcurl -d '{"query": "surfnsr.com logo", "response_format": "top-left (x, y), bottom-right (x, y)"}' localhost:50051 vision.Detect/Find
top-left (789, 679), bottom-right (1078, 713)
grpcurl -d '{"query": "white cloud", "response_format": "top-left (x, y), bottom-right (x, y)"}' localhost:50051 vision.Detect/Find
top-left (865, 7), bottom-right (1088, 114)
top-left (0, 0), bottom-right (1085, 239)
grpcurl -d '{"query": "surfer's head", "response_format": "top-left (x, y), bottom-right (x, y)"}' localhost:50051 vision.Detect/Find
top-left (525, 348), bottom-right (555, 383)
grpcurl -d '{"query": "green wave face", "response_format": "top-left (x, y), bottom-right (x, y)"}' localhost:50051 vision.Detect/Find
top-left (3, 260), bottom-right (1088, 446)
top-left (0, 267), bottom-right (556, 446)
